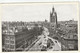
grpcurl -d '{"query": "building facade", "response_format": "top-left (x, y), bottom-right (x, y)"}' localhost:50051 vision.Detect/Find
top-left (2, 26), bottom-right (37, 51)
top-left (58, 20), bottom-right (78, 50)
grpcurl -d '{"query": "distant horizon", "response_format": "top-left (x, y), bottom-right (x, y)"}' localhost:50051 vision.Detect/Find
top-left (2, 19), bottom-right (78, 22)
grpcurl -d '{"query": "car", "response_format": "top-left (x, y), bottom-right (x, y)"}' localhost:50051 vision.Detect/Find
top-left (55, 41), bottom-right (57, 43)
top-left (49, 47), bottom-right (53, 49)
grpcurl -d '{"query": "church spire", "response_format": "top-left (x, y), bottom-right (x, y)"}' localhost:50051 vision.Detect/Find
top-left (50, 6), bottom-right (58, 30)
top-left (50, 6), bottom-right (57, 24)
top-left (52, 6), bottom-right (55, 12)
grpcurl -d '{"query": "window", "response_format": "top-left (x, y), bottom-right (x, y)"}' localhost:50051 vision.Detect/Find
top-left (5, 44), bottom-right (9, 48)
top-left (68, 41), bottom-right (72, 44)
top-left (10, 36), bottom-right (14, 40)
top-left (70, 35), bottom-right (73, 39)
top-left (73, 35), bottom-right (77, 39)
top-left (68, 41), bottom-right (74, 44)
top-left (68, 35), bottom-right (73, 39)
top-left (5, 40), bottom-right (9, 43)
top-left (65, 24), bottom-right (67, 25)
top-left (10, 45), bottom-right (14, 49)
top-left (69, 25), bottom-right (72, 27)
top-left (52, 26), bottom-right (54, 27)
top-left (5, 36), bottom-right (9, 39)
top-left (68, 36), bottom-right (70, 38)
top-left (68, 44), bottom-right (74, 49)
top-left (10, 41), bottom-right (14, 44)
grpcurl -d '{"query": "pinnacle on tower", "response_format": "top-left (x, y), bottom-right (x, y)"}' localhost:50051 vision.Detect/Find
top-left (50, 11), bottom-right (52, 17)
top-left (52, 6), bottom-right (55, 12)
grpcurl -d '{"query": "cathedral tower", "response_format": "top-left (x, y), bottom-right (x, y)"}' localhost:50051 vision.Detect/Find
top-left (50, 6), bottom-right (58, 29)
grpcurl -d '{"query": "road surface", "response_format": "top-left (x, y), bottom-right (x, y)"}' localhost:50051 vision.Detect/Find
top-left (28, 27), bottom-right (61, 51)
top-left (28, 36), bottom-right (61, 51)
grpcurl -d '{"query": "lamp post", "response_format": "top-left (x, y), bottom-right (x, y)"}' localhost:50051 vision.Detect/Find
top-left (61, 36), bottom-right (63, 51)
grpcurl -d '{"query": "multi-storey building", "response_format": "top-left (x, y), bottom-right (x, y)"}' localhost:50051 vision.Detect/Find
top-left (2, 29), bottom-right (16, 51)
top-left (2, 27), bottom-right (37, 51)
top-left (2, 23), bottom-right (43, 51)
top-left (57, 20), bottom-right (78, 50)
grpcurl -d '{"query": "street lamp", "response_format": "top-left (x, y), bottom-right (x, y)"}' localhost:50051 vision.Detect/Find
top-left (61, 35), bottom-right (63, 51)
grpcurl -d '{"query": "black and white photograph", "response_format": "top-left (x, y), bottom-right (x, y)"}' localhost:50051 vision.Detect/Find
top-left (1, 3), bottom-right (78, 52)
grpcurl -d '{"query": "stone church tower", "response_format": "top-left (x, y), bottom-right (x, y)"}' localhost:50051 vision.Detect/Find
top-left (50, 6), bottom-right (58, 29)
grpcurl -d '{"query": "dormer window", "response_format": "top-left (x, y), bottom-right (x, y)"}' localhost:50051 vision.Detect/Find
top-left (69, 25), bottom-right (72, 27)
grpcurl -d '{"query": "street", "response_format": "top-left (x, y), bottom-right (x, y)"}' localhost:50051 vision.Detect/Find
top-left (28, 27), bottom-right (61, 51)
top-left (28, 36), bottom-right (61, 51)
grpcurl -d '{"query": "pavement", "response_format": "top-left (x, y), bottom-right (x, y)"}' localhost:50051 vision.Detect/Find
top-left (28, 37), bottom-right (42, 51)
top-left (47, 37), bottom-right (61, 51)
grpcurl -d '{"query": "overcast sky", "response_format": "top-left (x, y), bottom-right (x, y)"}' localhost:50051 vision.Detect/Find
top-left (2, 3), bottom-right (78, 22)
